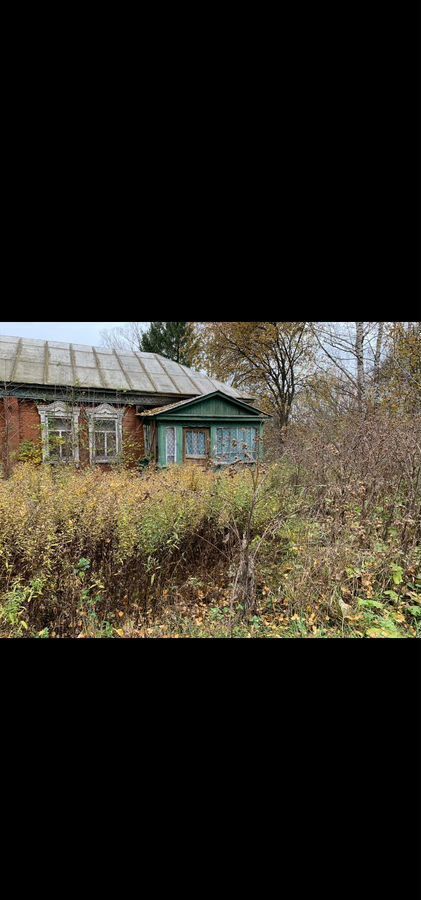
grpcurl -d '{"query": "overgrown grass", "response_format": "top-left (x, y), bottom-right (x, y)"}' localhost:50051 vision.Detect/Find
top-left (0, 459), bottom-right (419, 638)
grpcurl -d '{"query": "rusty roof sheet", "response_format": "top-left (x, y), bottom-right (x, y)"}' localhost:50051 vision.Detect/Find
top-left (141, 391), bottom-right (270, 417)
top-left (141, 398), bottom-right (199, 417)
top-left (0, 334), bottom-right (254, 400)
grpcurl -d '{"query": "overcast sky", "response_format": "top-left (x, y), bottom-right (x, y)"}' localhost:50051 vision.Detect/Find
top-left (0, 322), bottom-right (130, 346)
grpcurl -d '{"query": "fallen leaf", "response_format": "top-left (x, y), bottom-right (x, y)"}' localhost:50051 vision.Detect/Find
top-left (338, 599), bottom-right (353, 618)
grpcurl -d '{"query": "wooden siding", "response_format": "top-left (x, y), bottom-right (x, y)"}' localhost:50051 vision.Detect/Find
top-left (154, 395), bottom-right (268, 466)
top-left (157, 395), bottom-right (263, 420)
top-left (157, 420), bottom-right (264, 466)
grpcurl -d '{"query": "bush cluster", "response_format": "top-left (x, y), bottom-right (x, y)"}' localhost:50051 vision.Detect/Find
top-left (0, 421), bottom-right (419, 639)
top-left (0, 462), bottom-right (282, 636)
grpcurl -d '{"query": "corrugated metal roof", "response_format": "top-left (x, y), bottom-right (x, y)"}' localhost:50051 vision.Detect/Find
top-left (0, 335), bottom-right (253, 400)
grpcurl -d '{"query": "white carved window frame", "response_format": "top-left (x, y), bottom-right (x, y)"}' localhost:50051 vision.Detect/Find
top-left (86, 404), bottom-right (124, 464)
top-left (36, 400), bottom-right (80, 464)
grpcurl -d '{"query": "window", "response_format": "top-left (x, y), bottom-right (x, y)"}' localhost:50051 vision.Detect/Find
top-left (93, 418), bottom-right (118, 462)
top-left (185, 430), bottom-right (207, 458)
top-left (166, 427), bottom-right (176, 465)
top-left (37, 402), bottom-right (80, 463)
top-left (47, 416), bottom-right (74, 461)
top-left (215, 426), bottom-right (258, 462)
top-left (86, 405), bottom-right (123, 464)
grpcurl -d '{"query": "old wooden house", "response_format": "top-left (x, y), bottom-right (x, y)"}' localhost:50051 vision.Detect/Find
top-left (0, 334), bottom-right (270, 471)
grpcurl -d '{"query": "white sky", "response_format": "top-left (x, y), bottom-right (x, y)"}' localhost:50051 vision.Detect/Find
top-left (0, 322), bottom-right (129, 346)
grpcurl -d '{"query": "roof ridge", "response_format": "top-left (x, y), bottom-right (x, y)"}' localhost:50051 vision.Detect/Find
top-left (9, 337), bottom-right (23, 382)
top-left (178, 363), bottom-right (203, 394)
top-left (153, 353), bottom-right (179, 391)
top-left (91, 346), bottom-right (108, 389)
top-left (133, 351), bottom-right (158, 392)
top-left (43, 340), bottom-right (49, 384)
top-left (113, 350), bottom-right (134, 390)
top-left (68, 343), bottom-right (77, 384)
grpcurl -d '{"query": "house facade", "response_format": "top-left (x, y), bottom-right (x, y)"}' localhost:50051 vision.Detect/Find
top-left (0, 335), bottom-right (270, 471)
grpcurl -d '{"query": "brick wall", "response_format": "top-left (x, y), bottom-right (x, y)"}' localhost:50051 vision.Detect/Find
top-left (122, 405), bottom-right (145, 463)
top-left (18, 400), bottom-right (43, 445)
top-left (0, 398), bottom-right (145, 471)
top-left (0, 397), bottom-right (40, 473)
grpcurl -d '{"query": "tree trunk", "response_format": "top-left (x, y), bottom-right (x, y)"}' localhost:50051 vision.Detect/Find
top-left (373, 322), bottom-right (384, 401)
top-left (355, 323), bottom-right (365, 409)
top-left (2, 398), bottom-right (11, 479)
top-left (231, 533), bottom-right (257, 619)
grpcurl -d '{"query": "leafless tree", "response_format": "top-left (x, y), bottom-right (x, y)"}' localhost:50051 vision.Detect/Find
top-left (311, 322), bottom-right (390, 409)
top-left (100, 323), bottom-right (148, 352)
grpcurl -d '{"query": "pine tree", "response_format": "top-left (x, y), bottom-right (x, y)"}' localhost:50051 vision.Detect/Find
top-left (101, 322), bottom-right (202, 367)
top-left (139, 322), bottom-right (200, 366)
top-left (139, 322), bottom-right (166, 355)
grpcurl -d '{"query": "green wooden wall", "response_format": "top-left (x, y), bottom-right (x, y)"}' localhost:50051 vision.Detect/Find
top-left (157, 420), bottom-right (265, 467)
top-left (160, 395), bottom-right (261, 419)
top-left (154, 392), bottom-right (267, 467)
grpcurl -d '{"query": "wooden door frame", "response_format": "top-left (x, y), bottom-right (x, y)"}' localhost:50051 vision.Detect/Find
top-left (183, 427), bottom-right (210, 463)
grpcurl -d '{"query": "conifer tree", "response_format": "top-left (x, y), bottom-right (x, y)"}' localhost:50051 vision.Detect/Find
top-left (140, 322), bottom-right (200, 366)
top-left (102, 322), bottom-right (201, 367)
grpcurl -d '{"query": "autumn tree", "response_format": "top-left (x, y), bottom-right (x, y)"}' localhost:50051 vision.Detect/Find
top-left (199, 322), bottom-right (315, 434)
top-left (380, 322), bottom-right (421, 413)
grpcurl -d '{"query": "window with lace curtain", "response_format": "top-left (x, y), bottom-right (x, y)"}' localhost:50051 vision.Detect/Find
top-left (166, 426), bottom-right (176, 465)
top-left (215, 426), bottom-right (258, 462)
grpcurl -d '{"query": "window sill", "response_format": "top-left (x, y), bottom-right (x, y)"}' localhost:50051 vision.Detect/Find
top-left (211, 458), bottom-right (257, 466)
top-left (45, 458), bottom-right (77, 466)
